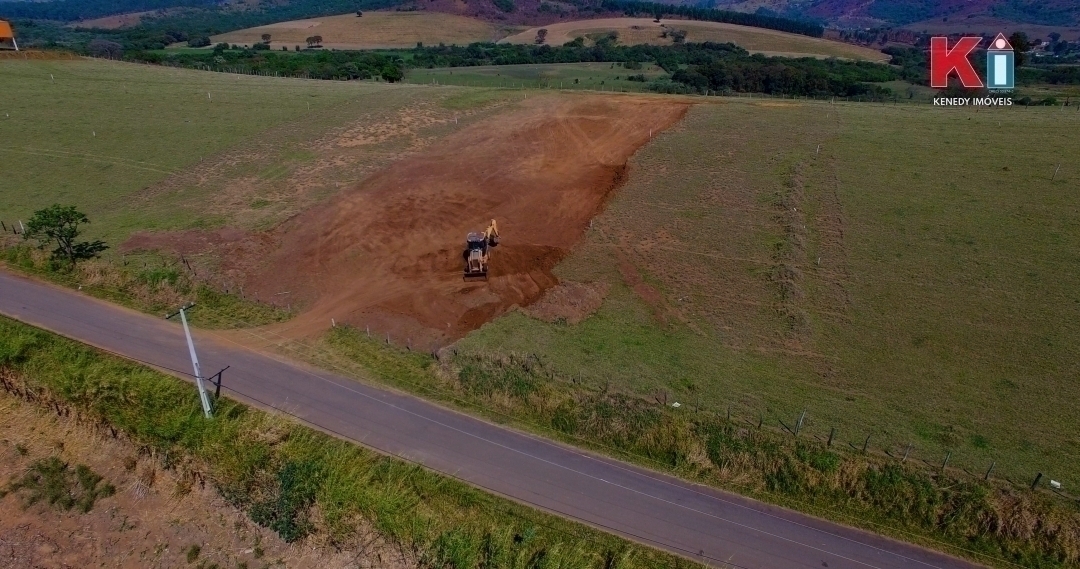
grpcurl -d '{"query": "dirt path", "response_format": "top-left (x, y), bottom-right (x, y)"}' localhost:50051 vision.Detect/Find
top-left (241, 93), bottom-right (688, 347)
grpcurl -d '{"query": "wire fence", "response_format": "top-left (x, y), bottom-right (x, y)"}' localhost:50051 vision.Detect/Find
top-left (2, 259), bottom-right (1071, 567)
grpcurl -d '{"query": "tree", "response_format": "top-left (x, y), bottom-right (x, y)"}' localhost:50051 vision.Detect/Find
top-left (381, 64), bottom-right (404, 83)
top-left (87, 39), bottom-right (123, 59)
top-left (535, 29), bottom-right (548, 44)
top-left (261, 33), bottom-right (272, 43)
top-left (356, 10), bottom-right (363, 17)
top-left (1009, 32), bottom-right (1030, 66)
top-left (313, 35), bottom-right (323, 47)
top-left (23, 205), bottom-right (108, 268)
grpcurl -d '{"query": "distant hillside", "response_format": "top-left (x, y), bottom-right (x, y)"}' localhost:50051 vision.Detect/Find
top-left (705, 0), bottom-right (1080, 32)
top-left (0, 0), bottom-right (215, 22)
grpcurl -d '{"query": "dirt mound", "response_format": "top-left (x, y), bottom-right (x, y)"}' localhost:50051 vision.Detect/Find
top-left (525, 281), bottom-right (610, 324)
top-left (244, 94), bottom-right (687, 347)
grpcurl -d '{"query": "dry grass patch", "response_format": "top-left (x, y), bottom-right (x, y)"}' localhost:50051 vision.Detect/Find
top-left (501, 18), bottom-right (888, 61)
top-left (213, 11), bottom-right (503, 50)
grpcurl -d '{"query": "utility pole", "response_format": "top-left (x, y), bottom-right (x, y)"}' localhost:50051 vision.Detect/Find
top-left (166, 303), bottom-right (213, 418)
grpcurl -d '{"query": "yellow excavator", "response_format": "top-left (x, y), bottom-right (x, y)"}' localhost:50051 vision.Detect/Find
top-left (464, 219), bottom-right (499, 279)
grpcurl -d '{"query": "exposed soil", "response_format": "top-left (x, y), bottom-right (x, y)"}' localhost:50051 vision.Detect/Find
top-left (240, 94), bottom-right (688, 348)
top-left (122, 228), bottom-right (249, 258)
top-left (524, 281), bottom-right (609, 325)
top-left (0, 393), bottom-right (413, 569)
top-left (67, 10), bottom-right (156, 29)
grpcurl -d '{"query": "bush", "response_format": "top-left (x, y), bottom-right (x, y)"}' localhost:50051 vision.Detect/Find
top-left (380, 64), bottom-right (403, 83)
top-left (187, 36), bottom-right (211, 48)
top-left (492, 0), bottom-right (515, 12)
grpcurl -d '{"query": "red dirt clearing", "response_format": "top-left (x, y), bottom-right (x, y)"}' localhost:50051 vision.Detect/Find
top-left (246, 94), bottom-right (687, 347)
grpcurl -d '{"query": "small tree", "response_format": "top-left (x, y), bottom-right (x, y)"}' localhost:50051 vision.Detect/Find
top-left (261, 33), bottom-right (272, 43)
top-left (313, 35), bottom-right (323, 47)
top-left (87, 39), bottom-right (123, 59)
top-left (1010, 31), bottom-right (1030, 66)
top-left (356, 10), bottom-right (363, 17)
top-left (535, 28), bottom-right (548, 44)
top-left (381, 64), bottom-right (404, 83)
top-left (23, 205), bottom-right (108, 268)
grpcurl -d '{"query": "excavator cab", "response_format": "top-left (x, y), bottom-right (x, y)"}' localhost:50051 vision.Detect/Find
top-left (464, 232), bottom-right (489, 279)
top-left (464, 220), bottom-right (499, 280)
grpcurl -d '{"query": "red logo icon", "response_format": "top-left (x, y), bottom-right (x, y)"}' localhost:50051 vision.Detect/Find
top-left (930, 37), bottom-right (983, 88)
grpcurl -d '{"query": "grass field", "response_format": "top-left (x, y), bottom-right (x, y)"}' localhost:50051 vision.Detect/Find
top-left (211, 11), bottom-right (509, 50)
top-left (458, 98), bottom-right (1080, 490)
top-left (404, 62), bottom-right (669, 92)
top-left (501, 18), bottom-right (888, 61)
top-left (0, 59), bottom-right (505, 248)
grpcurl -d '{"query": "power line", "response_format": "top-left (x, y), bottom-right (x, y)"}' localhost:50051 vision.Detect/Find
top-left (3, 272), bottom-right (1020, 567)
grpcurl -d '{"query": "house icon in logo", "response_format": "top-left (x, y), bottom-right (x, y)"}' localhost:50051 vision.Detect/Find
top-left (987, 33), bottom-right (1014, 90)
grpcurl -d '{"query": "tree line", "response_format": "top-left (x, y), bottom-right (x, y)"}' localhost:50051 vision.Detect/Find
top-left (599, 0), bottom-right (824, 38)
top-left (137, 46), bottom-right (406, 82)
top-left (121, 41), bottom-right (900, 98)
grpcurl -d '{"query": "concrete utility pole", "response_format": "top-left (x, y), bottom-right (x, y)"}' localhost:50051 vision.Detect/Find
top-left (166, 303), bottom-right (213, 418)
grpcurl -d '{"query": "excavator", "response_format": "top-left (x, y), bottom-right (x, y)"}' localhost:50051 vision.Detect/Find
top-left (464, 219), bottom-right (499, 279)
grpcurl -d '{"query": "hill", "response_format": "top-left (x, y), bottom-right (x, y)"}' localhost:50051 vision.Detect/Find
top-left (701, 0), bottom-right (1080, 35)
top-left (501, 17), bottom-right (887, 60)
top-left (211, 11), bottom-right (507, 50)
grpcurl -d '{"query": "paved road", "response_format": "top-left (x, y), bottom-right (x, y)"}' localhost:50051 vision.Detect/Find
top-left (0, 270), bottom-right (985, 569)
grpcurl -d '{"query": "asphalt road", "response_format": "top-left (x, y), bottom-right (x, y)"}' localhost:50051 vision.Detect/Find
top-left (0, 270), bottom-right (985, 569)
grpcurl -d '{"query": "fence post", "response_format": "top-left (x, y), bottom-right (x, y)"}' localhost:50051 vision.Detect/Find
top-left (862, 434), bottom-right (870, 453)
top-left (941, 451), bottom-right (951, 472)
top-left (984, 461), bottom-right (996, 481)
top-left (827, 427), bottom-right (835, 447)
top-left (902, 444), bottom-right (912, 463)
top-left (1031, 472), bottom-right (1043, 490)
top-left (795, 409), bottom-right (806, 436)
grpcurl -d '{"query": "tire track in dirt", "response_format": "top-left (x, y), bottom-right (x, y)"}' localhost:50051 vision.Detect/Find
top-left (241, 94), bottom-right (689, 347)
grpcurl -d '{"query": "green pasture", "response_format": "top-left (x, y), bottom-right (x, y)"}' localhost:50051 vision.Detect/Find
top-left (459, 97), bottom-right (1080, 489)
top-left (405, 62), bottom-right (668, 92)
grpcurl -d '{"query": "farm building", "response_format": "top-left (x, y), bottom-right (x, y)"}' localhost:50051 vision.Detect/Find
top-left (0, 20), bottom-right (18, 50)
